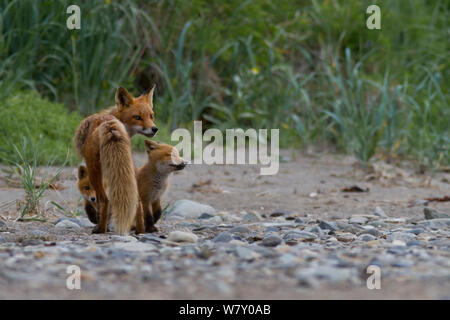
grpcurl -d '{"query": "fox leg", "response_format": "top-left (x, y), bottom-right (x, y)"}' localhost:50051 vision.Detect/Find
top-left (151, 200), bottom-right (162, 224)
top-left (84, 200), bottom-right (98, 224)
top-left (86, 159), bottom-right (109, 234)
top-left (134, 200), bottom-right (145, 234)
top-left (143, 200), bottom-right (158, 233)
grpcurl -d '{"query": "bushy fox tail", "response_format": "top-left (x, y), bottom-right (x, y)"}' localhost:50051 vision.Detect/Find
top-left (97, 119), bottom-right (138, 235)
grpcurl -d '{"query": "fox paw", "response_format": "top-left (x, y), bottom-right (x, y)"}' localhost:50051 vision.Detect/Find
top-left (92, 225), bottom-right (107, 234)
top-left (146, 225), bottom-right (159, 233)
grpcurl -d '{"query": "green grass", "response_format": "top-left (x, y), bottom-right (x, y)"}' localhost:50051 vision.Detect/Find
top-left (0, 91), bottom-right (82, 165)
top-left (0, 0), bottom-right (448, 170)
top-left (11, 137), bottom-right (66, 220)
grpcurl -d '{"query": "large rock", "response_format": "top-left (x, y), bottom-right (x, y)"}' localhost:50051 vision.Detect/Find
top-left (166, 200), bottom-right (216, 219)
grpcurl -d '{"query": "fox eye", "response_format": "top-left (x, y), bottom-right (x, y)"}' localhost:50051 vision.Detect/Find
top-left (84, 186), bottom-right (90, 190)
top-left (133, 115), bottom-right (143, 120)
top-left (150, 114), bottom-right (154, 120)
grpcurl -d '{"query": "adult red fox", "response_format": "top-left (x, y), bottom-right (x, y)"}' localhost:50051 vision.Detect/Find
top-left (73, 86), bottom-right (157, 234)
top-left (76, 165), bottom-right (145, 234)
top-left (137, 140), bottom-right (186, 232)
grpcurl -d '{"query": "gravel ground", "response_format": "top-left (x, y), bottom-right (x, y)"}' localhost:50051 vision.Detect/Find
top-left (0, 151), bottom-right (449, 299)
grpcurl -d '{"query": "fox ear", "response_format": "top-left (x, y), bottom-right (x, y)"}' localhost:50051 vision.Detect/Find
top-left (143, 84), bottom-right (156, 104)
top-left (115, 87), bottom-right (133, 110)
top-left (78, 165), bottom-right (87, 180)
top-left (144, 140), bottom-right (158, 152)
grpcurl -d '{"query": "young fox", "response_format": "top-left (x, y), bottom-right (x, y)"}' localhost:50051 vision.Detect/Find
top-left (73, 86), bottom-right (157, 235)
top-left (137, 140), bottom-right (186, 232)
top-left (77, 165), bottom-right (98, 224)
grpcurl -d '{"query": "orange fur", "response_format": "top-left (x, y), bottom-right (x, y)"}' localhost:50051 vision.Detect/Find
top-left (73, 86), bottom-right (157, 235)
top-left (137, 140), bottom-right (186, 232)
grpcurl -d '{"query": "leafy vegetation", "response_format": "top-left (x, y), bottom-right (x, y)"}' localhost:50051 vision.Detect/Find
top-left (0, 91), bottom-right (81, 165)
top-left (0, 0), bottom-right (448, 169)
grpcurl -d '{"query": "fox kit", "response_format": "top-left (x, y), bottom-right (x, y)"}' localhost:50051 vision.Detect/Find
top-left (73, 86), bottom-right (157, 235)
top-left (137, 140), bottom-right (186, 232)
top-left (77, 165), bottom-right (98, 224)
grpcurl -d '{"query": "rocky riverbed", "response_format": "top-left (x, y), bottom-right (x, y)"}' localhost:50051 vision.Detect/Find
top-left (0, 152), bottom-right (449, 299)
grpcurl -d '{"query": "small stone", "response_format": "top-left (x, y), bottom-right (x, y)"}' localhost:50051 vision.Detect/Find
top-left (424, 207), bottom-right (450, 220)
top-left (392, 260), bottom-right (413, 268)
top-left (307, 226), bottom-right (322, 234)
top-left (55, 220), bottom-right (81, 229)
top-left (261, 235), bottom-right (282, 247)
top-left (235, 246), bottom-right (259, 260)
top-left (408, 228), bottom-right (425, 235)
top-left (265, 226), bottom-right (279, 232)
top-left (0, 236), bottom-right (5, 243)
top-left (294, 218), bottom-right (304, 224)
top-left (229, 226), bottom-right (251, 234)
top-left (243, 212), bottom-right (263, 222)
top-left (77, 217), bottom-right (95, 228)
top-left (417, 218), bottom-right (450, 229)
top-left (111, 235), bottom-right (137, 242)
top-left (167, 231), bottom-right (198, 243)
top-left (0, 221), bottom-right (7, 228)
top-left (284, 231), bottom-right (317, 242)
top-left (406, 240), bottom-right (423, 247)
top-left (336, 222), bottom-right (364, 234)
top-left (336, 233), bottom-right (356, 242)
top-left (213, 232), bottom-right (233, 243)
top-left (359, 234), bottom-right (376, 242)
top-left (368, 221), bottom-right (390, 228)
top-left (270, 210), bottom-right (292, 217)
top-left (297, 266), bottom-right (356, 284)
top-left (387, 232), bottom-right (416, 242)
top-left (373, 206), bottom-right (388, 218)
top-left (357, 228), bottom-right (382, 237)
top-left (318, 220), bottom-right (336, 231)
top-left (349, 216), bottom-right (368, 224)
top-left (31, 230), bottom-right (47, 237)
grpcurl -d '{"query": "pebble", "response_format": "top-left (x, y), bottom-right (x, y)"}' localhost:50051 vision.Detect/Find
top-left (373, 206), bottom-right (388, 218)
top-left (55, 220), bottom-right (81, 229)
top-left (349, 216), bottom-right (368, 224)
top-left (261, 235), bottom-right (282, 247)
top-left (335, 222), bottom-right (364, 234)
top-left (417, 219), bottom-right (450, 229)
top-left (424, 208), bottom-right (450, 220)
top-left (318, 220), bottom-right (336, 231)
top-left (284, 231), bottom-right (317, 241)
top-left (111, 235), bottom-right (137, 242)
top-left (358, 228), bottom-right (382, 237)
top-left (359, 234), bottom-right (376, 242)
top-left (386, 232), bottom-right (416, 242)
top-left (213, 232), bottom-right (233, 243)
top-left (242, 212), bottom-right (263, 222)
top-left (167, 231), bottom-right (198, 243)
top-left (336, 233), bottom-right (356, 243)
top-left (229, 226), bottom-right (251, 234)
top-left (235, 246), bottom-right (259, 260)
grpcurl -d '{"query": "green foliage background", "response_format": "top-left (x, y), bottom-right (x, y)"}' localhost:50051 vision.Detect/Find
top-left (0, 0), bottom-right (448, 169)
